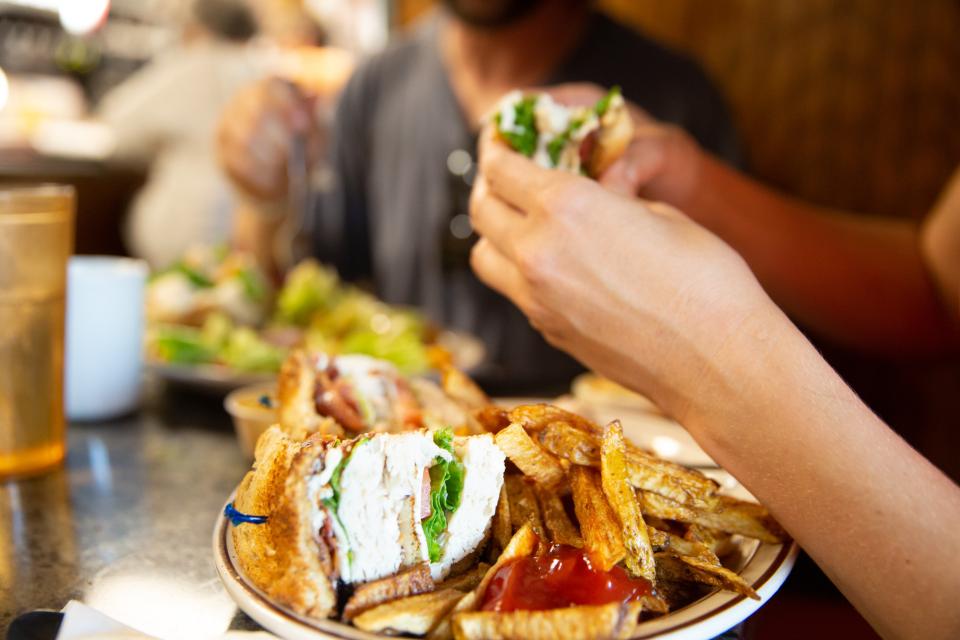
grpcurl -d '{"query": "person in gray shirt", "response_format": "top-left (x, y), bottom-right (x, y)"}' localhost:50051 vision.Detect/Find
top-left (219, 0), bottom-right (739, 392)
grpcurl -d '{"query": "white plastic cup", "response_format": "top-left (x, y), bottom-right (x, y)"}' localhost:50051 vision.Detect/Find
top-left (65, 256), bottom-right (149, 421)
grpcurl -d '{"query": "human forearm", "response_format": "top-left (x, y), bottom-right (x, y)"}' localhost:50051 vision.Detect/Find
top-left (678, 155), bottom-right (959, 354)
top-left (232, 202), bottom-right (286, 278)
top-left (673, 302), bottom-right (960, 639)
top-left (472, 134), bottom-right (960, 639)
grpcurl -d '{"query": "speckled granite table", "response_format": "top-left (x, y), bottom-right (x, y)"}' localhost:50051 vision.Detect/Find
top-left (0, 385), bottom-right (262, 638)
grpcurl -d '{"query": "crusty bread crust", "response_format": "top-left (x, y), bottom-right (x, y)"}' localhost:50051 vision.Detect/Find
top-left (277, 350), bottom-right (483, 438)
top-left (586, 100), bottom-right (634, 178)
top-left (231, 426), bottom-right (339, 618)
top-left (277, 350), bottom-right (344, 439)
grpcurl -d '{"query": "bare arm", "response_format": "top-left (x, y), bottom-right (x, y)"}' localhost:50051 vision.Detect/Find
top-left (469, 135), bottom-right (960, 638)
top-left (922, 166), bottom-right (960, 314)
top-left (677, 154), bottom-right (959, 355)
top-left (216, 78), bottom-right (318, 270)
top-left (682, 297), bottom-right (960, 640)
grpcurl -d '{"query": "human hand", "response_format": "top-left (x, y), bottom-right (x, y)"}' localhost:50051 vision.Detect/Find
top-left (469, 127), bottom-right (774, 421)
top-left (216, 77), bottom-right (321, 203)
top-left (546, 82), bottom-right (704, 207)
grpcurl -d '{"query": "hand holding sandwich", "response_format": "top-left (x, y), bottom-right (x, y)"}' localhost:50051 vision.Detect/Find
top-left (471, 121), bottom-right (960, 640)
top-left (542, 82), bottom-right (704, 207)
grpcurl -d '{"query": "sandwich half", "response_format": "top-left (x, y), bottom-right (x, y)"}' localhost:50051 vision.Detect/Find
top-left (277, 350), bottom-right (482, 438)
top-left (230, 426), bottom-right (505, 619)
top-left (493, 86), bottom-right (633, 177)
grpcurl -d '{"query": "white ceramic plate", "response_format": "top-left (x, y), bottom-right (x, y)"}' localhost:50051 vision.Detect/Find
top-left (148, 361), bottom-right (275, 394)
top-left (213, 479), bottom-right (797, 640)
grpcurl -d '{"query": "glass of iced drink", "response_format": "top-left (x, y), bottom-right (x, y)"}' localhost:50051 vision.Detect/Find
top-left (0, 185), bottom-right (74, 478)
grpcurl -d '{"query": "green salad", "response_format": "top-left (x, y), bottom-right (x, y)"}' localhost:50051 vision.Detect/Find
top-left (147, 251), bottom-right (433, 375)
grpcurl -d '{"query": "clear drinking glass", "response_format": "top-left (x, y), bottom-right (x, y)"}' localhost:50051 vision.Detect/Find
top-left (0, 185), bottom-right (74, 478)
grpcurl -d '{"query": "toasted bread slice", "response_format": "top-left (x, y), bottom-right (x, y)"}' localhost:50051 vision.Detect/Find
top-left (277, 350), bottom-right (484, 438)
top-left (277, 351), bottom-right (343, 439)
top-left (586, 96), bottom-right (633, 177)
top-left (231, 427), bottom-right (339, 618)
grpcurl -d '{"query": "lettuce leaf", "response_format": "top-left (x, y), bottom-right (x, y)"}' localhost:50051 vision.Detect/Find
top-left (338, 329), bottom-right (429, 375)
top-left (321, 438), bottom-right (367, 567)
top-left (236, 266), bottom-right (268, 303)
top-left (495, 96), bottom-right (538, 157)
top-left (422, 429), bottom-right (465, 562)
top-left (275, 260), bottom-right (341, 326)
top-left (594, 85), bottom-right (621, 117)
top-left (546, 116), bottom-right (586, 167)
top-left (220, 327), bottom-right (286, 372)
top-left (151, 326), bottom-right (216, 364)
top-left (174, 262), bottom-right (214, 288)
top-left (322, 438), bottom-right (367, 514)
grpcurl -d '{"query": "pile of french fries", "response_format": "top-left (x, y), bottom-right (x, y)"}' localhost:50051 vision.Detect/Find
top-left (334, 396), bottom-right (788, 640)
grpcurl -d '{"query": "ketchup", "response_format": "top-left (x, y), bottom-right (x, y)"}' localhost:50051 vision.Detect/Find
top-left (480, 544), bottom-right (654, 613)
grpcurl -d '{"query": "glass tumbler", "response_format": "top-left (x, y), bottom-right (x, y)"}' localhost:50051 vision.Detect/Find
top-left (0, 185), bottom-right (74, 478)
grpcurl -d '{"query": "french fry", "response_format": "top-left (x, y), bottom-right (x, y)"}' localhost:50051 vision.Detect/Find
top-left (495, 423), bottom-right (567, 489)
top-left (647, 526), bottom-right (670, 551)
top-left (475, 406), bottom-right (511, 433)
top-left (429, 594), bottom-right (473, 640)
top-left (489, 483), bottom-right (513, 561)
top-left (569, 465), bottom-right (625, 571)
top-left (439, 563), bottom-right (490, 593)
top-left (505, 474), bottom-right (546, 541)
top-left (452, 601), bottom-right (644, 640)
top-left (534, 483), bottom-right (583, 548)
top-left (323, 402), bottom-right (786, 636)
top-left (441, 365), bottom-right (491, 409)
top-left (353, 588), bottom-right (465, 635)
top-left (343, 562), bottom-right (435, 621)
top-left (537, 420), bottom-right (599, 466)
top-left (507, 404), bottom-right (601, 434)
top-left (600, 421), bottom-right (657, 582)
top-left (685, 524), bottom-right (737, 559)
top-left (537, 421), bottom-right (720, 508)
top-left (641, 491), bottom-right (787, 544)
top-left (655, 552), bottom-right (759, 600)
top-left (662, 531), bottom-right (720, 565)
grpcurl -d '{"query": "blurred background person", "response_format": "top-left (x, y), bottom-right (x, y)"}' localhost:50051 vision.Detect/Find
top-left (218, 0), bottom-right (740, 392)
top-left (98, 0), bottom-right (264, 268)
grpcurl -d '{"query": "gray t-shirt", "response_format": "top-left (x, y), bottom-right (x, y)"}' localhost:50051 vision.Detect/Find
top-left (316, 11), bottom-right (739, 391)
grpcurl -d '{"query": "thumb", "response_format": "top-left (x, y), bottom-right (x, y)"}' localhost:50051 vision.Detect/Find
top-left (598, 130), bottom-right (667, 196)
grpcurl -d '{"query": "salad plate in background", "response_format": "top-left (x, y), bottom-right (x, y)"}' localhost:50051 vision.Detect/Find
top-left (145, 247), bottom-right (484, 392)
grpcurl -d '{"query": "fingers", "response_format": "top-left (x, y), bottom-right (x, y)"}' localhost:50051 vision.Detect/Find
top-left (262, 77), bottom-right (314, 134)
top-left (543, 82), bottom-right (606, 107)
top-left (478, 126), bottom-right (556, 213)
top-left (598, 126), bottom-right (670, 197)
top-left (470, 238), bottom-right (532, 311)
top-left (469, 174), bottom-right (526, 262)
top-left (217, 77), bottom-right (319, 202)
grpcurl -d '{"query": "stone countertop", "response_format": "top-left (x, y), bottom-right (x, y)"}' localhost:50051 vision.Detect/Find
top-left (1, 384), bottom-right (262, 637)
